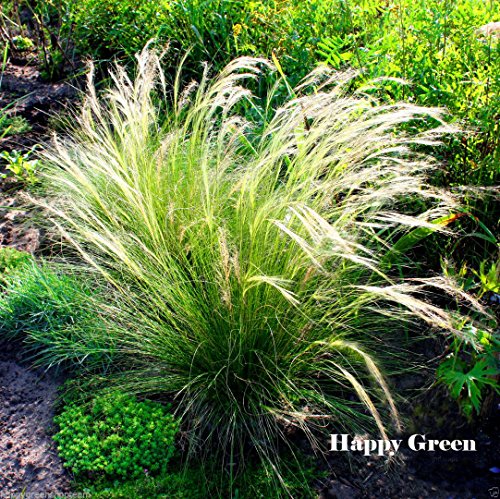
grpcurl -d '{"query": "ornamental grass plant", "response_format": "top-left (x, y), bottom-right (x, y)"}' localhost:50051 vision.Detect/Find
top-left (0, 260), bottom-right (113, 371)
top-left (40, 48), bottom-right (487, 482)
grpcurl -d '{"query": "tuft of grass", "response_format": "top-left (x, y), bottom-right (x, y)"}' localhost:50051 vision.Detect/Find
top-left (39, 48), bottom-right (489, 484)
top-left (0, 261), bottom-right (115, 370)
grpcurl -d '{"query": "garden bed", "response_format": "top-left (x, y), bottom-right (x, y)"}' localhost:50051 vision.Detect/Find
top-left (0, 1), bottom-right (500, 499)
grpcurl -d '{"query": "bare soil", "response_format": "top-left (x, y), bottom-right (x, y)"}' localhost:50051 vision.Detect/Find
top-left (0, 341), bottom-right (71, 497)
top-left (318, 395), bottom-right (500, 498)
top-left (0, 62), bottom-right (77, 152)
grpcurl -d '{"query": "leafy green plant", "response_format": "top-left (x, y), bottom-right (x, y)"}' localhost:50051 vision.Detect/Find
top-left (317, 35), bottom-right (353, 70)
top-left (11, 35), bottom-right (34, 51)
top-left (443, 252), bottom-right (500, 299)
top-left (472, 259), bottom-right (500, 298)
top-left (54, 391), bottom-right (179, 479)
top-left (68, 0), bottom-right (171, 61)
top-left (437, 334), bottom-right (499, 417)
top-left (1, 148), bottom-right (40, 184)
top-left (0, 114), bottom-right (31, 138)
top-left (0, 246), bottom-right (33, 283)
top-left (40, 49), bottom-right (490, 487)
top-left (438, 258), bottom-right (499, 417)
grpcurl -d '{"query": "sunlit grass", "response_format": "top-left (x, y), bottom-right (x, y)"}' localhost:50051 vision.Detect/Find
top-left (39, 48), bottom-right (486, 483)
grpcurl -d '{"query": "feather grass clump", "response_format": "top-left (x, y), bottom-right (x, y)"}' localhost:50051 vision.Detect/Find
top-left (40, 48), bottom-right (485, 479)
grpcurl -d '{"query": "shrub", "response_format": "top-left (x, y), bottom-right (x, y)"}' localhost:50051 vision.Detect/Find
top-left (41, 49), bottom-right (488, 483)
top-left (69, 0), bottom-right (172, 61)
top-left (53, 391), bottom-right (179, 479)
top-left (67, 0), bottom-right (340, 81)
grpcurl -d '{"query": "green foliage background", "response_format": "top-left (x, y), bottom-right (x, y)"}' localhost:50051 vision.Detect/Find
top-left (47, 0), bottom-right (500, 193)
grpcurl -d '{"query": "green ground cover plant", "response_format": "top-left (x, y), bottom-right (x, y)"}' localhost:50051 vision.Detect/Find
top-left (38, 49), bottom-right (491, 488)
top-left (54, 391), bottom-right (179, 479)
top-left (0, 247), bottom-right (33, 282)
top-left (79, 454), bottom-right (320, 498)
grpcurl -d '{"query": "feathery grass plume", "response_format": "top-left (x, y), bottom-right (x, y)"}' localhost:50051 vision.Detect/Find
top-left (40, 48), bottom-right (487, 484)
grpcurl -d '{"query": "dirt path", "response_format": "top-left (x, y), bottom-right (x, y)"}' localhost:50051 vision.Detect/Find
top-left (0, 343), bottom-right (70, 496)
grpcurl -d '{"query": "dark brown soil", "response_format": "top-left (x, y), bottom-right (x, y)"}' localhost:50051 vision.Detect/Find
top-left (0, 341), bottom-right (71, 497)
top-left (0, 62), bottom-right (77, 152)
top-left (0, 190), bottom-right (41, 253)
top-left (0, 60), bottom-right (79, 255)
top-left (316, 343), bottom-right (500, 499)
top-left (317, 398), bottom-right (500, 499)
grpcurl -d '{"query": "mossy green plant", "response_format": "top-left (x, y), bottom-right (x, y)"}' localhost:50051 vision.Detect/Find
top-left (54, 391), bottom-right (179, 480)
